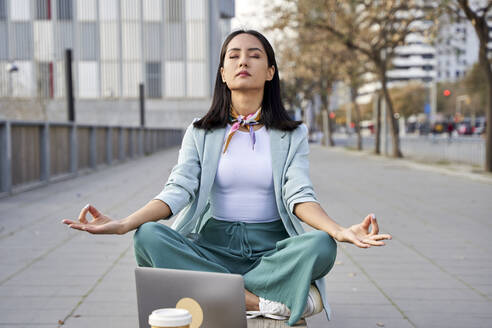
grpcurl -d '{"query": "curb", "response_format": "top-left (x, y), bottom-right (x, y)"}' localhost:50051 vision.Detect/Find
top-left (312, 144), bottom-right (492, 185)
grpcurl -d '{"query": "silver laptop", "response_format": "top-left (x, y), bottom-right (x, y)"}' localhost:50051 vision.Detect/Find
top-left (135, 267), bottom-right (248, 328)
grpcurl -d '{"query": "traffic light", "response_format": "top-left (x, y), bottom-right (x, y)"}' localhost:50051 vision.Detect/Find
top-left (443, 89), bottom-right (451, 97)
top-left (329, 112), bottom-right (335, 119)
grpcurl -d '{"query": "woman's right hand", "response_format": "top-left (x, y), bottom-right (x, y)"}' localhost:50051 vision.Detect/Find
top-left (61, 204), bottom-right (126, 235)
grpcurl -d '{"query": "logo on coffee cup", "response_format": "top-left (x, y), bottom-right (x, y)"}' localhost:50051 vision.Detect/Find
top-left (149, 297), bottom-right (203, 328)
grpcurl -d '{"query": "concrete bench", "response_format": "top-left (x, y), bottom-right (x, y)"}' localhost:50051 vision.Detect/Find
top-left (247, 318), bottom-right (307, 327)
top-left (247, 310), bottom-right (329, 327)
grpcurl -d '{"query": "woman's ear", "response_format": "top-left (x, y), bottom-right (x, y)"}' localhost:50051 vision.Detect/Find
top-left (266, 65), bottom-right (275, 81)
top-left (220, 67), bottom-right (225, 82)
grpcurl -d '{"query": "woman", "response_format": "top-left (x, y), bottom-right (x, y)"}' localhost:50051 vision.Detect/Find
top-left (62, 29), bottom-right (392, 326)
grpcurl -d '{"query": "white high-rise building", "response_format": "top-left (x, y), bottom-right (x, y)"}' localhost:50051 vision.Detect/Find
top-left (390, 2), bottom-right (491, 84)
top-left (389, 32), bottom-right (437, 84)
top-left (0, 0), bottom-right (235, 126)
top-left (434, 15), bottom-right (480, 82)
top-left (357, 12), bottom-right (486, 103)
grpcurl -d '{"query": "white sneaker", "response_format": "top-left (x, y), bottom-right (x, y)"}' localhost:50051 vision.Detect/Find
top-left (302, 285), bottom-right (324, 318)
top-left (245, 285), bottom-right (323, 320)
top-left (246, 297), bottom-right (290, 320)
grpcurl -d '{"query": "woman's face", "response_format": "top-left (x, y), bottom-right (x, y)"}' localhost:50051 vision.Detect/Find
top-left (220, 33), bottom-right (275, 92)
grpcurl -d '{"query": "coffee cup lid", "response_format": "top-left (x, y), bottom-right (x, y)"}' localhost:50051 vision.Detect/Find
top-left (149, 308), bottom-right (192, 327)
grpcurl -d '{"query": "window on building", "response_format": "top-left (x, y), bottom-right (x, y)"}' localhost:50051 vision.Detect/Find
top-left (167, 0), bottom-right (182, 22)
top-left (78, 61), bottom-right (99, 98)
top-left (0, 0), bottom-right (6, 20)
top-left (146, 62), bottom-right (161, 98)
top-left (37, 62), bottom-right (54, 98)
top-left (55, 22), bottom-right (73, 59)
top-left (0, 23), bottom-right (7, 59)
top-left (79, 23), bottom-right (98, 60)
top-left (456, 70), bottom-right (460, 78)
top-left (12, 23), bottom-right (33, 59)
top-left (165, 24), bottom-right (184, 60)
top-left (100, 0), bottom-right (118, 21)
top-left (57, 0), bottom-right (72, 20)
top-left (36, 0), bottom-right (51, 19)
top-left (144, 23), bottom-right (161, 60)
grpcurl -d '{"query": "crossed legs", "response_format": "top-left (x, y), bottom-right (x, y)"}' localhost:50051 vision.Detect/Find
top-left (133, 222), bottom-right (336, 322)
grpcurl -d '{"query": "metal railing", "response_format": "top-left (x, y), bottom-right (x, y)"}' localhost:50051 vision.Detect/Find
top-left (0, 120), bottom-right (183, 196)
top-left (339, 135), bottom-right (485, 167)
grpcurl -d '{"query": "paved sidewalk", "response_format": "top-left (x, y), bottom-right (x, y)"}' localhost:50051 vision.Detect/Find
top-left (0, 145), bottom-right (491, 327)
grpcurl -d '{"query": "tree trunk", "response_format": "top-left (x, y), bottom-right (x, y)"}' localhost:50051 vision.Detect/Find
top-left (351, 87), bottom-right (362, 150)
top-left (375, 93), bottom-right (381, 154)
top-left (480, 46), bottom-right (492, 172)
top-left (456, 1), bottom-right (491, 171)
top-left (321, 90), bottom-right (335, 146)
top-left (379, 67), bottom-right (403, 158)
top-left (321, 110), bottom-right (329, 146)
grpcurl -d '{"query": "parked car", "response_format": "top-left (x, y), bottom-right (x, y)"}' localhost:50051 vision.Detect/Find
top-left (457, 121), bottom-right (473, 135)
top-left (431, 121), bottom-right (446, 134)
top-left (474, 117), bottom-right (487, 135)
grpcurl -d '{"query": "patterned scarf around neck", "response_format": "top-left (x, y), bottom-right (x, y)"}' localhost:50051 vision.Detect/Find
top-left (222, 106), bottom-right (262, 154)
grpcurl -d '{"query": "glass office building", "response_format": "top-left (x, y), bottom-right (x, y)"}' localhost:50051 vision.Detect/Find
top-left (0, 0), bottom-right (235, 125)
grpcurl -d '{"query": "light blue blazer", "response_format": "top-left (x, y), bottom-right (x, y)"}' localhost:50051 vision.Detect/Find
top-left (154, 118), bottom-right (332, 321)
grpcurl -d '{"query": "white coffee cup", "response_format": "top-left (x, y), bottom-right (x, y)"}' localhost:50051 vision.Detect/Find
top-left (149, 308), bottom-right (192, 328)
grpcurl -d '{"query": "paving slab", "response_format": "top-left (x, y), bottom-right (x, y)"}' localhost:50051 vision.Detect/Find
top-left (1, 145), bottom-right (491, 327)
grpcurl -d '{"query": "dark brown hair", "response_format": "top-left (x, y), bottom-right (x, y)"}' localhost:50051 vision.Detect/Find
top-left (193, 29), bottom-right (302, 131)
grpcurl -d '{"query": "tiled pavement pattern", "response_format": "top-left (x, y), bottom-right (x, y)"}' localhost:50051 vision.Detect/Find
top-left (0, 144), bottom-right (491, 327)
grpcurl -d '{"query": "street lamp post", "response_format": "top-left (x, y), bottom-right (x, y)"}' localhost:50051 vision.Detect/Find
top-left (430, 81), bottom-right (437, 124)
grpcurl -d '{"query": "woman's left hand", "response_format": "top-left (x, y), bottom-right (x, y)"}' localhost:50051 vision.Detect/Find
top-left (335, 214), bottom-right (392, 248)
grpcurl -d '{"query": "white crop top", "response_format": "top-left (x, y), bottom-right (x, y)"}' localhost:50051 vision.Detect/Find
top-left (209, 123), bottom-right (281, 223)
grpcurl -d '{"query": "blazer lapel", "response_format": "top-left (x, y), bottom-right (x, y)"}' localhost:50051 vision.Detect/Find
top-left (269, 128), bottom-right (288, 201)
top-left (200, 127), bottom-right (227, 198)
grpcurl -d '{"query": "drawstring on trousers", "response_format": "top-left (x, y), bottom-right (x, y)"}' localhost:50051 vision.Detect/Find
top-left (225, 221), bottom-right (253, 259)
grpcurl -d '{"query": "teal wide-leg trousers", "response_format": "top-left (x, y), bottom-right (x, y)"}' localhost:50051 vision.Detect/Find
top-left (133, 218), bottom-right (337, 326)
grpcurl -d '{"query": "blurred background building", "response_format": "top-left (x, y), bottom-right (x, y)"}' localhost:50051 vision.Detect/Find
top-left (340, 3), bottom-right (491, 114)
top-left (388, 15), bottom-right (485, 85)
top-left (0, 0), bottom-right (235, 127)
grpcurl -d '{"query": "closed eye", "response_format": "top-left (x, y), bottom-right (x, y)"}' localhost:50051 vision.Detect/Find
top-left (229, 55), bottom-right (261, 59)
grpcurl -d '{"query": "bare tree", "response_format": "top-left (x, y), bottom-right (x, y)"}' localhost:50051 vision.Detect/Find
top-left (338, 48), bottom-right (373, 151)
top-left (375, 92), bottom-right (382, 154)
top-left (443, 0), bottom-right (492, 171)
top-left (266, 1), bottom-right (344, 146)
top-left (294, 0), bottom-right (437, 158)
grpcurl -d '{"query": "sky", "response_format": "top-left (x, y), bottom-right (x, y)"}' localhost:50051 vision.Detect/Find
top-left (231, 0), bottom-right (267, 32)
top-left (230, 0), bottom-right (289, 57)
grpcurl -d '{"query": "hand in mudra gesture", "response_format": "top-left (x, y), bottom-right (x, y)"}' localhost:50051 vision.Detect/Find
top-left (61, 204), bottom-right (124, 235)
top-left (336, 214), bottom-right (392, 248)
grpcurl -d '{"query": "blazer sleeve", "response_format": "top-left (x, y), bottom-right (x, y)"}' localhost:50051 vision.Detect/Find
top-left (283, 124), bottom-right (320, 215)
top-left (153, 120), bottom-right (201, 216)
